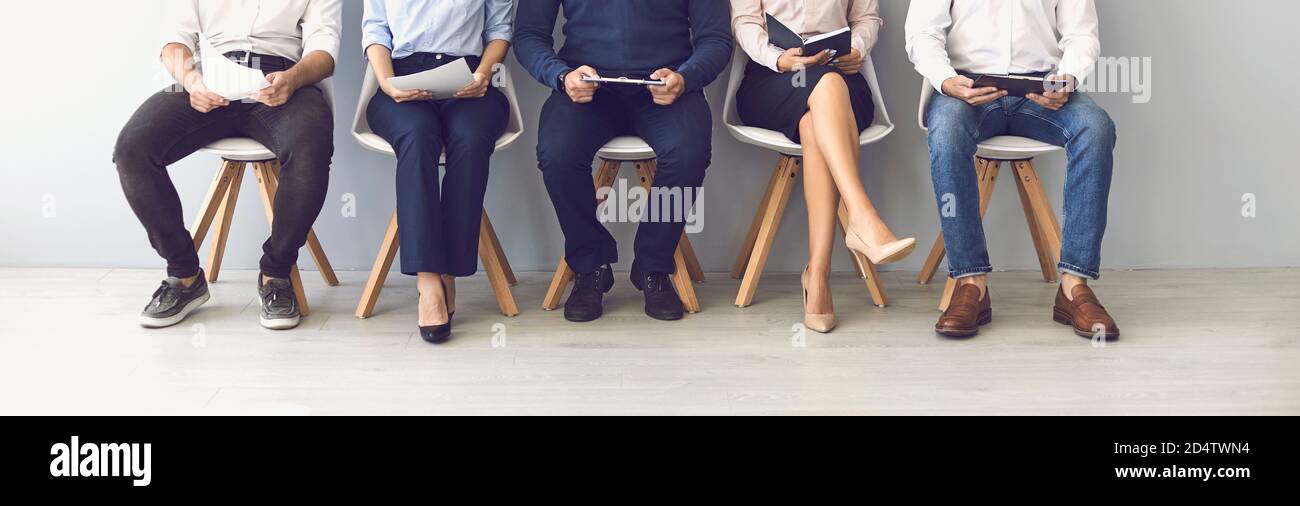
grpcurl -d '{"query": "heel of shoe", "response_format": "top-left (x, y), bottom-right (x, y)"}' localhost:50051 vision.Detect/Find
top-left (1052, 307), bottom-right (1073, 326)
top-left (977, 309), bottom-right (993, 326)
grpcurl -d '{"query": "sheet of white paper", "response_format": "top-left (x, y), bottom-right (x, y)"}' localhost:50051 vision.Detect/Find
top-left (199, 36), bottom-right (272, 101)
top-left (387, 58), bottom-right (475, 100)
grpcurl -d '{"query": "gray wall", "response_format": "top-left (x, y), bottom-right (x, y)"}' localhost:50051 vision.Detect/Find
top-left (2, 0), bottom-right (1297, 274)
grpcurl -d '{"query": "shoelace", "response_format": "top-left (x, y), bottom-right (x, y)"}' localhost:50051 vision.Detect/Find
top-left (574, 269), bottom-right (603, 292)
top-left (150, 282), bottom-right (181, 309)
top-left (263, 281), bottom-right (294, 310)
top-left (644, 273), bottom-right (670, 294)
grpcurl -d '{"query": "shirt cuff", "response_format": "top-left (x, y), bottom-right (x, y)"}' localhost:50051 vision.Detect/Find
top-left (760, 45), bottom-right (784, 73)
top-left (484, 27), bottom-right (513, 45)
top-left (362, 33), bottom-right (394, 54)
top-left (303, 34), bottom-right (341, 65)
top-left (161, 36), bottom-right (198, 58)
top-left (924, 67), bottom-right (959, 95)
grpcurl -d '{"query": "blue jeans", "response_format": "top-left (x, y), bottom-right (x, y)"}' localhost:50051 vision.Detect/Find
top-left (926, 91), bottom-right (1117, 280)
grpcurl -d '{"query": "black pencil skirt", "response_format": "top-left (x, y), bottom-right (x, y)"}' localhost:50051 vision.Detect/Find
top-left (736, 60), bottom-right (876, 143)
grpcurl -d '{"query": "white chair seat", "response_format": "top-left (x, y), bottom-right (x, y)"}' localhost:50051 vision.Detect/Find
top-left (727, 124), bottom-right (893, 157)
top-left (597, 136), bottom-right (656, 161)
top-left (978, 135), bottom-right (1061, 160)
top-left (200, 137), bottom-right (275, 161)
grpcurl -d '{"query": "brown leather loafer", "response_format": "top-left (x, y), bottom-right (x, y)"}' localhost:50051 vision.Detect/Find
top-left (1053, 285), bottom-right (1120, 341)
top-left (936, 284), bottom-right (992, 338)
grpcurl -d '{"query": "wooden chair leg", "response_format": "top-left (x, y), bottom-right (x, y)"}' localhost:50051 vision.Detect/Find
top-left (940, 160), bottom-right (1002, 312)
top-left (1012, 160), bottom-right (1058, 282)
top-left (265, 161), bottom-right (339, 287)
top-left (635, 160), bottom-right (701, 312)
top-left (678, 231), bottom-right (706, 283)
top-left (192, 161), bottom-right (241, 251)
top-left (838, 201), bottom-right (889, 307)
top-left (479, 211), bottom-right (519, 317)
top-left (543, 159), bottom-right (623, 310)
top-left (206, 165), bottom-right (245, 283)
top-left (1014, 160), bottom-right (1063, 269)
top-left (356, 210), bottom-right (400, 319)
top-left (252, 162), bottom-right (310, 316)
top-left (735, 156), bottom-right (799, 307)
top-left (732, 156), bottom-right (786, 279)
top-left (481, 209), bottom-right (517, 286)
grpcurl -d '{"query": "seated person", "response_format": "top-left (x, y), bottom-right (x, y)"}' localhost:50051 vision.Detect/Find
top-left (362, 0), bottom-right (514, 345)
top-left (514, 0), bottom-right (733, 323)
top-left (114, 0), bottom-right (342, 331)
top-left (733, 0), bottom-right (916, 333)
top-left (906, 0), bottom-right (1120, 340)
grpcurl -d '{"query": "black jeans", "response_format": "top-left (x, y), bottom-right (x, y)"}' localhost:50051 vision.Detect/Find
top-left (367, 54), bottom-right (509, 277)
top-left (536, 86), bottom-right (712, 274)
top-left (113, 53), bottom-right (333, 279)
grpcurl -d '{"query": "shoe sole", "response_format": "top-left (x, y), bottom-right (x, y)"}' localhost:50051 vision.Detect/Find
top-left (260, 315), bottom-right (301, 331)
top-left (872, 241), bottom-right (919, 265)
top-left (564, 312), bottom-right (602, 323)
top-left (935, 309), bottom-right (993, 338)
top-left (140, 291), bottom-right (211, 329)
top-left (1053, 307), bottom-right (1120, 341)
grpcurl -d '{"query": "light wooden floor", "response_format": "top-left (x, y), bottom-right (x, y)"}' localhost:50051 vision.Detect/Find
top-left (1, 267), bottom-right (1296, 415)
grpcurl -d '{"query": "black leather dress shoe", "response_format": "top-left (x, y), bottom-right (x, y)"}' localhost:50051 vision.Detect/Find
top-left (564, 265), bottom-right (614, 322)
top-left (631, 270), bottom-right (684, 321)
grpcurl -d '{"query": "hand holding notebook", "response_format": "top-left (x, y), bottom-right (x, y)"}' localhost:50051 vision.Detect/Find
top-left (765, 14), bottom-right (853, 62)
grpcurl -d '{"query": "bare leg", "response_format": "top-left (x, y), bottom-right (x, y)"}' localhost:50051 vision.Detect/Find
top-left (417, 272), bottom-right (449, 327)
top-left (806, 73), bottom-right (899, 246)
top-left (799, 113), bottom-right (837, 315)
top-left (1061, 273), bottom-right (1087, 300)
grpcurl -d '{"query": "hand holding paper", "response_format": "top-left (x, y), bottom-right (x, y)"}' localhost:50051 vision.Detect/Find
top-left (387, 58), bottom-right (476, 101)
top-left (199, 36), bottom-right (272, 101)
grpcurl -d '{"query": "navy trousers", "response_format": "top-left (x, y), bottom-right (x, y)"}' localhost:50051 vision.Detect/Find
top-left (367, 54), bottom-right (509, 277)
top-left (536, 86), bottom-right (712, 274)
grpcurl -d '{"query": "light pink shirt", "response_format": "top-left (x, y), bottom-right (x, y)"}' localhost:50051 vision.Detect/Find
top-left (732, 0), bottom-right (883, 72)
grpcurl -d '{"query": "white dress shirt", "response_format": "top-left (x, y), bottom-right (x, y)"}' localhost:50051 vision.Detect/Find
top-left (905, 0), bottom-right (1100, 94)
top-left (162, 0), bottom-right (343, 64)
top-left (732, 0), bottom-right (883, 73)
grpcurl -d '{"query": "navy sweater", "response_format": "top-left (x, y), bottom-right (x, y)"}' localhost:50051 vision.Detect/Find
top-left (514, 0), bottom-right (733, 93)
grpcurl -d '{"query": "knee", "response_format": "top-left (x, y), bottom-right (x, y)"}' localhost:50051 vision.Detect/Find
top-left (654, 134), bottom-right (712, 174)
top-left (810, 71), bottom-right (848, 101)
top-left (112, 126), bottom-right (154, 172)
top-left (443, 127), bottom-right (498, 159)
top-left (387, 119), bottom-right (443, 154)
top-left (1073, 108), bottom-right (1118, 148)
top-left (536, 135), bottom-right (594, 174)
top-left (927, 118), bottom-right (978, 155)
top-left (279, 135), bottom-right (334, 176)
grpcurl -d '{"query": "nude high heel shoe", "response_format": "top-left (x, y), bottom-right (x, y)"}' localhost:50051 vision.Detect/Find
top-left (802, 268), bottom-right (837, 334)
top-left (844, 223), bottom-right (917, 265)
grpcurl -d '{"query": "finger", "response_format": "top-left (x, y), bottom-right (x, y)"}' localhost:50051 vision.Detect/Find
top-left (1026, 93), bottom-right (1052, 108)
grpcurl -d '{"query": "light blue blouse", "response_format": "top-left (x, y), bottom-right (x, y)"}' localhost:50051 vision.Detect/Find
top-left (363, 0), bottom-right (514, 59)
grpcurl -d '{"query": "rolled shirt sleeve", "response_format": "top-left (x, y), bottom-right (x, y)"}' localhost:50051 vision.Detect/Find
top-left (848, 0), bottom-right (883, 61)
top-left (1055, 0), bottom-right (1101, 81)
top-left (905, 0), bottom-right (960, 94)
top-left (160, 0), bottom-right (201, 56)
top-left (731, 0), bottom-right (785, 73)
top-left (484, 0), bottom-right (514, 44)
top-left (300, 0), bottom-right (343, 63)
top-left (361, 0), bottom-right (394, 52)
